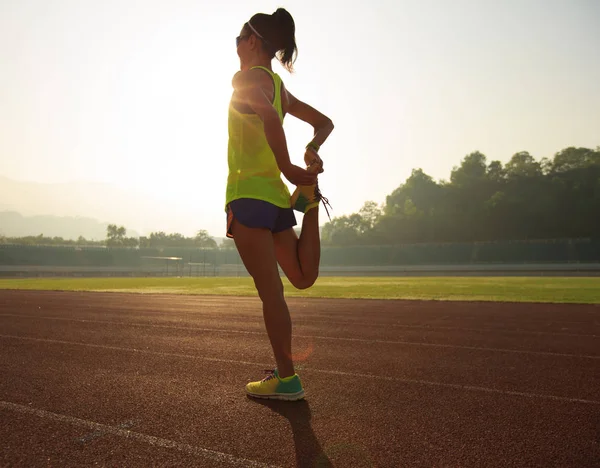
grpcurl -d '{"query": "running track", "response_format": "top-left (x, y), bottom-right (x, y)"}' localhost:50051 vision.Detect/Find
top-left (1, 290), bottom-right (598, 467)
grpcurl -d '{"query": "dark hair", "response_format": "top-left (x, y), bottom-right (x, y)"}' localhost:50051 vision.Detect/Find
top-left (248, 8), bottom-right (297, 72)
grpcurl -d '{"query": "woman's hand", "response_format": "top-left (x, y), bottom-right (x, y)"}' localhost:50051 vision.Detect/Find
top-left (282, 164), bottom-right (318, 186)
top-left (304, 147), bottom-right (324, 173)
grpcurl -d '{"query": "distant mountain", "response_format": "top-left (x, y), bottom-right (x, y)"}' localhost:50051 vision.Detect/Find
top-left (0, 176), bottom-right (324, 241)
top-left (0, 175), bottom-right (195, 237)
top-left (0, 211), bottom-right (131, 240)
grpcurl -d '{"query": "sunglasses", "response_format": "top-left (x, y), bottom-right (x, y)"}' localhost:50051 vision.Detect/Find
top-left (235, 35), bottom-right (249, 47)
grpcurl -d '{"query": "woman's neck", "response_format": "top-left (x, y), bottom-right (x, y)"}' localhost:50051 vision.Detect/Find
top-left (241, 56), bottom-right (272, 72)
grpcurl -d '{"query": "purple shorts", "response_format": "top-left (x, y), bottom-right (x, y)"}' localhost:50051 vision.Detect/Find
top-left (226, 198), bottom-right (297, 238)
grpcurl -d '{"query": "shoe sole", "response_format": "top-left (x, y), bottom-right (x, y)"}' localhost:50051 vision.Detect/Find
top-left (246, 390), bottom-right (305, 401)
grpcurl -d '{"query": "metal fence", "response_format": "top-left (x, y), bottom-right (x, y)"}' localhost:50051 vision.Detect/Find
top-left (1, 238), bottom-right (599, 278)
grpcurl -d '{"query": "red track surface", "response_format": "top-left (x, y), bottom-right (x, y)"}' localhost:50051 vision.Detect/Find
top-left (1, 290), bottom-right (598, 467)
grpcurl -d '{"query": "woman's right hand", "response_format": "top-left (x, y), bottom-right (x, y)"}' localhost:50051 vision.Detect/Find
top-left (283, 164), bottom-right (318, 186)
top-left (304, 147), bottom-right (324, 174)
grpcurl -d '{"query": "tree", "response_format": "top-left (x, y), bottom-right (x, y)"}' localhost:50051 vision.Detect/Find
top-left (378, 169), bottom-right (446, 242)
top-left (321, 214), bottom-right (366, 245)
top-left (220, 237), bottom-right (236, 249)
top-left (486, 161), bottom-right (505, 183)
top-left (359, 201), bottom-right (382, 230)
top-left (384, 169), bottom-right (441, 216)
top-left (122, 237), bottom-right (140, 247)
top-left (547, 147), bottom-right (600, 238)
top-left (550, 147), bottom-right (600, 173)
top-left (505, 151), bottom-right (542, 179)
top-left (106, 224), bottom-right (128, 247)
top-left (195, 230), bottom-right (217, 249)
top-left (139, 236), bottom-right (150, 248)
top-left (149, 231), bottom-right (168, 247)
top-left (450, 151), bottom-right (487, 187)
top-left (322, 146), bottom-right (600, 245)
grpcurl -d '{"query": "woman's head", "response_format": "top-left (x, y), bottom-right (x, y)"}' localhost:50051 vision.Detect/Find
top-left (236, 8), bottom-right (297, 72)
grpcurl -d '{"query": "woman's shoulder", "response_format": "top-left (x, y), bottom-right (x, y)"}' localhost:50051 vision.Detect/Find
top-left (232, 68), bottom-right (278, 92)
top-left (232, 69), bottom-right (259, 88)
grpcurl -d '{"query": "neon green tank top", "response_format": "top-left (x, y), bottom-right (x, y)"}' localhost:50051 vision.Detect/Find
top-left (225, 66), bottom-right (291, 210)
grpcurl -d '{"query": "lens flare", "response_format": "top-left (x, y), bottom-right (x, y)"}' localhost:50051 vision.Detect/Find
top-left (291, 338), bottom-right (314, 362)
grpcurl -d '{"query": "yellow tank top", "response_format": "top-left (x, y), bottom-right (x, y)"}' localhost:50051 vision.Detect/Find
top-left (225, 66), bottom-right (291, 210)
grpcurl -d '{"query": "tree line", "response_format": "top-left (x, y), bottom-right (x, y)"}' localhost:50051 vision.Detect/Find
top-left (0, 225), bottom-right (219, 249)
top-left (2, 146), bottom-right (597, 248)
top-left (104, 225), bottom-right (219, 248)
top-left (322, 146), bottom-right (600, 245)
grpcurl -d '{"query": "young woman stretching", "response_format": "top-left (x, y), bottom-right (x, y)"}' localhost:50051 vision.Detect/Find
top-left (225, 8), bottom-right (333, 400)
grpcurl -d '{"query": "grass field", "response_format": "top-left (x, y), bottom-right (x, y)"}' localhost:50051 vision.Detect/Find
top-left (0, 276), bottom-right (599, 303)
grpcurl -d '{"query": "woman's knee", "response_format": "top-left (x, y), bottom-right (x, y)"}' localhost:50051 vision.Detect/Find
top-left (254, 275), bottom-right (285, 301)
top-left (289, 271), bottom-right (318, 290)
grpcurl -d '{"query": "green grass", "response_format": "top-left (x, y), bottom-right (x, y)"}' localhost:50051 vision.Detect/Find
top-left (0, 276), bottom-right (599, 304)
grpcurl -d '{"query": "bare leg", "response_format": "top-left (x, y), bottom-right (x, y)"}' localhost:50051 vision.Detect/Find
top-left (274, 205), bottom-right (320, 290)
top-left (298, 206), bottom-right (320, 276)
top-left (231, 219), bottom-right (295, 378)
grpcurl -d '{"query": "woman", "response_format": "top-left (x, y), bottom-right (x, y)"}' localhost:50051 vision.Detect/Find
top-left (225, 8), bottom-right (334, 401)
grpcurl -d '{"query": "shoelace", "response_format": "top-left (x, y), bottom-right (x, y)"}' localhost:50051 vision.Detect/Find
top-left (261, 369), bottom-right (277, 382)
top-left (305, 161), bottom-right (333, 221)
top-left (315, 183), bottom-right (332, 221)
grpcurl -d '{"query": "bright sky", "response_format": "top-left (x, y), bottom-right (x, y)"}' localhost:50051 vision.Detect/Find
top-left (1, 0), bottom-right (599, 237)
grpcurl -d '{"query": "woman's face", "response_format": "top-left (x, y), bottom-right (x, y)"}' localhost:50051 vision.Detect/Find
top-left (236, 24), bottom-right (257, 67)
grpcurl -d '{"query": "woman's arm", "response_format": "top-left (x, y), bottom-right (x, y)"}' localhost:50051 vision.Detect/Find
top-left (233, 70), bottom-right (317, 186)
top-left (286, 90), bottom-right (334, 150)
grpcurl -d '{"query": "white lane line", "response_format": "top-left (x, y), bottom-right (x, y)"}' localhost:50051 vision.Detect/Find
top-left (79, 305), bottom-right (600, 327)
top-left (295, 318), bottom-right (600, 338)
top-left (1, 334), bottom-right (599, 406)
top-left (0, 401), bottom-right (279, 468)
top-left (0, 314), bottom-right (597, 360)
top-left (0, 334), bottom-right (268, 366)
top-left (306, 368), bottom-right (600, 406)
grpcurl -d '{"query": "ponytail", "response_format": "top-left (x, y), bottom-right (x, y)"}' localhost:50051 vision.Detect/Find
top-left (248, 8), bottom-right (298, 72)
top-left (271, 8), bottom-right (297, 72)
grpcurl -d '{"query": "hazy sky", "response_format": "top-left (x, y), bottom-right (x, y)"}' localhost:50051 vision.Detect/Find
top-left (1, 0), bottom-right (599, 237)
